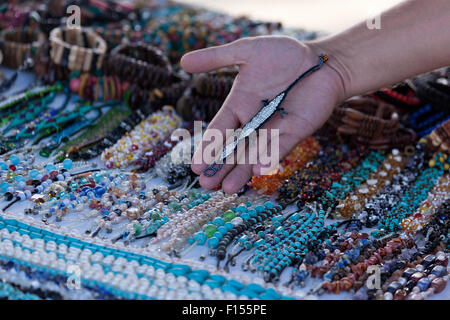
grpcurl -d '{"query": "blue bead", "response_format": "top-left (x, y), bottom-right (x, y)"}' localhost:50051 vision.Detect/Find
top-left (247, 283), bottom-right (264, 294)
top-left (224, 222), bottom-right (234, 231)
top-left (8, 155), bottom-right (20, 165)
top-left (209, 274), bottom-right (226, 285)
top-left (213, 217), bottom-right (224, 226)
top-left (431, 265), bottom-right (446, 277)
top-left (0, 161), bottom-right (8, 170)
top-left (46, 163), bottom-right (57, 172)
top-left (208, 237), bottom-right (219, 248)
top-left (63, 158), bottom-right (73, 170)
top-left (264, 201), bottom-right (274, 209)
top-left (265, 288), bottom-right (281, 299)
top-left (218, 226), bottom-right (228, 235)
top-left (212, 232), bottom-right (223, 240)
top-left (0, 182), bottom-right (10, 193)
top-left (255, 205), bottom-right (265, 213)
top-left (221, 284), bottom-right (238, 295)
top-left (14, 175), bottom-right (25, 183)
top-left (204, 280), bottom-right (220, 289)
top-left (417, 278), bottom-right (431, 291)
top-left (248, 209), bottom-right (257, 217)
top-left (194, 232), bottom-right (207, 245)
top-left (227, 279), bottom-right (244, 291)
top-left (29, 169), bottom-right (40, 179)
top-left (94, 186), bottom-right (106, 197)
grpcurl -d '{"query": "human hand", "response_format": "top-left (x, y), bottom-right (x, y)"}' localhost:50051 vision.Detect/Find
top-left (181, 36), bottom-right (346, 193)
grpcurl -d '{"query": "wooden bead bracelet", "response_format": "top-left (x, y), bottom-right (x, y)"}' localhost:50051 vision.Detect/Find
top-left (107, 43), bottom-right (172, 88)
top-left (0, 27), bottom-right (45, 69)
top-left (193, 68), bottom-right (237, 99)
top-left (49, 27), bottom-right (107, 72)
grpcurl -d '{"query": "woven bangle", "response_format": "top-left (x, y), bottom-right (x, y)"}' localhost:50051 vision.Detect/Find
top-left (0, 27), bottom-right (45, 69)
top-left (329, 97), bottom-right (401, 138)
top-left (49, 27), bottom-right (107, 72)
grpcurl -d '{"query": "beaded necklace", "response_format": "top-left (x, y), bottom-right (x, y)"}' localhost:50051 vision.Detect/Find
top-left (151, 192), bottom-right (246, 252)
top-left (319, 150), bottom-right (386, 212)
top-left (54, 105), bottom-right (132, 162)
top-left (0, 83), bottom-right (63, 115)
top-left (120, 188), bottom-right (212, 244)
top-left (0, 212), bottom-right (295, 300)
top-left (335, 149), bottom-right (406, 219)
top-left (250, 207), bottom-right (341, 282)
top-left (277, 144), bottom-right (365, 207)
top-left (401, 174), bottom-right (449, 235)
top-left (375, 153), bottom-right (444, 237)
top-left (376, 251), bottom-right (448, 300)
top-left (215, 202), bottom-right (283, 269)
top-left (101, 106), bottom-right (181, 169)
top-left (318, 237), bottom-right (413, 295)
top-left (303, 231), bottom-right (371, 281)
top-left (352, 145), bottom-right (427, 229)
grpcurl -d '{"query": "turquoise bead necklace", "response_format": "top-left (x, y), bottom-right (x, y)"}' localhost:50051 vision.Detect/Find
top-left (0, 281), bottom-right (43, 300)
top-left (250, 207), bottom-right (338, 282)
top-left (319, 150), bottom-right (386, 211)
top-left (375, 154), bottom-right (444, 237)
top-left (189, 201), bottom-right (254, 249)
top-left (214, 202), bottom-right (283, 269)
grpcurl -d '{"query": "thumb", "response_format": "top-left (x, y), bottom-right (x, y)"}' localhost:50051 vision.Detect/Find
top-left (180, 38), bottom-right (253, 73)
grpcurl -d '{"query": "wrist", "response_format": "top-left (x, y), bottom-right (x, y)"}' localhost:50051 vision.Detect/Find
top-left (306, 38), bottom-right (354, 103)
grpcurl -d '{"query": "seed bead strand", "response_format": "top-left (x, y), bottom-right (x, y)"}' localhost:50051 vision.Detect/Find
top-left (101, 107), bottom-right (181, 169)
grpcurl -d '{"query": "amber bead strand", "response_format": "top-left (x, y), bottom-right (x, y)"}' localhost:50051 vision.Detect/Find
top-left (249, 136), bottom-right (321, 195)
